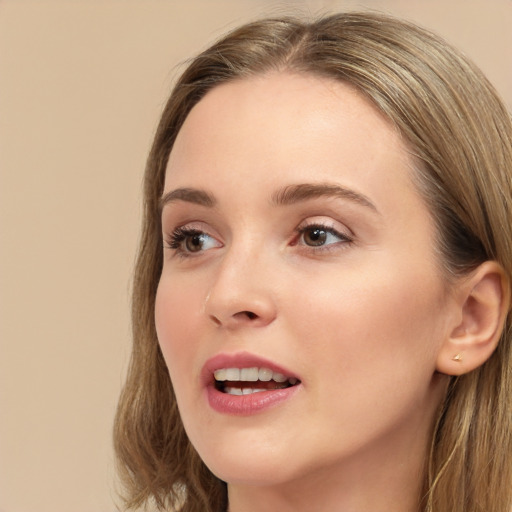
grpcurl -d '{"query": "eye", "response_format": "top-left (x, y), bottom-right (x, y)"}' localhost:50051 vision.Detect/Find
top-left (296, 223), bottom-right (352, 248)
top-left (165, 227), bottom-right (222, 255)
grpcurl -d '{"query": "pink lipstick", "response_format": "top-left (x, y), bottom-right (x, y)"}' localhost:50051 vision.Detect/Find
top-left (202, 352), bottom-right (301, 415)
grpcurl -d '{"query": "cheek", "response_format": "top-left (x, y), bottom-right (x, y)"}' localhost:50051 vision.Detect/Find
top-left (281, 269), bottom-right (447, 456)
top-left (155, 276), bottom-right (205, 384)
top-left (289, 265), bottom-right (446, 384)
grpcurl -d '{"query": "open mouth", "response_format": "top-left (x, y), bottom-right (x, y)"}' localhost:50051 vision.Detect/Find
top-left (214, 367), bottom-right (300, 396)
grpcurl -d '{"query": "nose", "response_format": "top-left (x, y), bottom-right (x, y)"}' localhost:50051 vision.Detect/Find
top-left (204, 250), bottom-right (278, 329)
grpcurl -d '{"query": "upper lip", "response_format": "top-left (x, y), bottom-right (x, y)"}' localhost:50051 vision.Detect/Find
top-left (201, 351), bottom-right (300, 387)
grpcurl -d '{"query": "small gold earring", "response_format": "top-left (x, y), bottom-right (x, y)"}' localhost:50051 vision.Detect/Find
top-left (452, 353), bottom-right (463, 362)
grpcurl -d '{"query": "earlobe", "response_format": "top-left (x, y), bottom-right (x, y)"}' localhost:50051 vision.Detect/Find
top-left (436, 261), bottom-right (510, 376)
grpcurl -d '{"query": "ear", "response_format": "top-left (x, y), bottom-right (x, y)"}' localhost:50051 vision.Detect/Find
top-left (436, 261), bottom-right (510, 376)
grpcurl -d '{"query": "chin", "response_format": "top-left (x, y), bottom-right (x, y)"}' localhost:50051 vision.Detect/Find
top-left (191, 432), bottom-right (304, 487)
top-left (208, 459), bottom-right (298, 487)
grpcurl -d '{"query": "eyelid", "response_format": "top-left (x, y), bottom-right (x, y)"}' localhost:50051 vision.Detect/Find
top-left (164, 220), bottom-right (219, 239)
top-left (296, 217), bottom-right (353, 237)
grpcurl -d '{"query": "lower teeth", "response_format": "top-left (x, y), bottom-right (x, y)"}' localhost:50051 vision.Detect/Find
top-left (224, 387), bottom-right (267, 396)
top-left (220, 381), bottom-right (296, 395)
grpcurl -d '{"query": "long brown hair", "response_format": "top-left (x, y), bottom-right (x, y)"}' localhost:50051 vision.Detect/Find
top-left (114, 12), bottom-right (512, 512)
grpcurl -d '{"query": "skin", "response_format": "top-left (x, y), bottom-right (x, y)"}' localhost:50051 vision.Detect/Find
top-left (155, 73), bottom-right (460, 512)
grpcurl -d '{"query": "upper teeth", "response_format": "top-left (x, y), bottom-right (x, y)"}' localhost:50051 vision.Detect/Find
top-left (214, 367), bottom-right (297, 385)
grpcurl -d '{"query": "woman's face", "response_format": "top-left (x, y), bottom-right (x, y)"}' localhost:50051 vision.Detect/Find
top-left (156, 73), bottom-right (454, 488)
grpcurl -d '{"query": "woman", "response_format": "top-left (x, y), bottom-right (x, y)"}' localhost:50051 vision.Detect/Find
top-left (114, 12), bottom-right (512, 512)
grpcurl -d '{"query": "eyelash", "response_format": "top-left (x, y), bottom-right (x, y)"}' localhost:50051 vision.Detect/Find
top-left (166, 227), bottom-right (196, 249)
top-left (165, 227), bottom-right (217, 254)
top-left (164, 222), bottom-right (353, 258)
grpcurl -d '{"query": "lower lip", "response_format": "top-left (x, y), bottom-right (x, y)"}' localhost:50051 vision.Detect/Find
top-left (206, 383), bottom-right (300, 415)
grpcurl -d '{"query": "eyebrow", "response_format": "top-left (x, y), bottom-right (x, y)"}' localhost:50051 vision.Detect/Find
top-left (159, 182), bottom-right (378, 213)
top-left (159, 187), bottom-right (217, 211)
top-left (271, 183), bottom-right (378, 212)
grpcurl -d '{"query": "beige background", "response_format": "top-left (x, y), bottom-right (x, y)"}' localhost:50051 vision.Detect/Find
top-left (0, 1), bottom-right (511, 511)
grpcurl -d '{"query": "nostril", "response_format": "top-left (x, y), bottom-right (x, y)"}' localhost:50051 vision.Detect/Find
top-left (208, 311), bottom-right (259, 326)
top-left (235, 310), bottom-right (258, 320)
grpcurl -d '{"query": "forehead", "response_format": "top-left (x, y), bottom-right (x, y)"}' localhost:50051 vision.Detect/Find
top-left (165, 72), bottom-right (416, 202)
top-left (170, 72), bottom-right (398, 167)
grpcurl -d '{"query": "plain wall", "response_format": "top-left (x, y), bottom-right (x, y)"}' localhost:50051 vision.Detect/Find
top-left (1, 1), bottom-right (511, 511)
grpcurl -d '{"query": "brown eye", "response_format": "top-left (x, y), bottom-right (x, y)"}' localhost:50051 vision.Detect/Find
top-left (185, 233), bottom-right (207, 252)
top-left (296, 224), bottom-right (352, 249)
top-left (167, 227), bottom-right (222, 255)
top-left (303, 228), bottom-right (328, 246)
